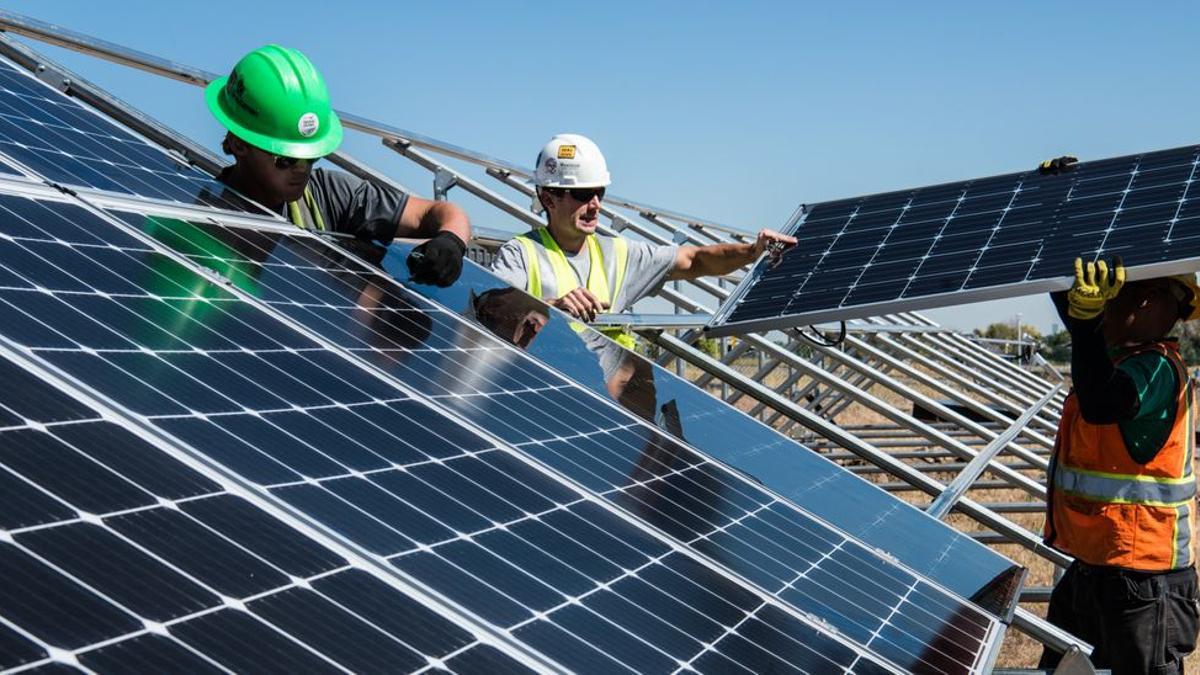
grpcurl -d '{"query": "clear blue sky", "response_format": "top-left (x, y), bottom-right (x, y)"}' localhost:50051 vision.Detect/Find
top-left (6, 1), bottom-right (1199, 332)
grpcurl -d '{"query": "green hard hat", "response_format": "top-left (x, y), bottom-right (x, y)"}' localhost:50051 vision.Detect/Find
top-left (205, 44), bottom-right (343, 159)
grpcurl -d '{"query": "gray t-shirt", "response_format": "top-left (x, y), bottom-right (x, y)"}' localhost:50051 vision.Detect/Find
top-left (219, 167), bottom-right (409, 242)
top-left (490, 234), bottom-right (678, 311)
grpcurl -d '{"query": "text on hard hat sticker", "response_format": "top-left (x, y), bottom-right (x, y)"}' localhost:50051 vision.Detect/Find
top-left (557, 145), bottom-right (576, 159)
top-left (297, 112), bottom-right (320, 137)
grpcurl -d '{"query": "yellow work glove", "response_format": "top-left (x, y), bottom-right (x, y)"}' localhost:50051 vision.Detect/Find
top-left (1038, 155), bottom-right (1078, 175)
top-left (1067, 257), bottom-right (1125, 320)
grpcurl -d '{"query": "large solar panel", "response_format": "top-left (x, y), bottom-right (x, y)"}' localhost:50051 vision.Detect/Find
top-left (92, 205), bottom-right (1008, 673)
top-left (0, 183), bottom-right (963, 673)
top-left (0, 343), bottom-right (535, 673)
top-left (383, 241), bottom-right (1026, 619)
top-left (0, 47), bottom-right (1025, 670)
top-left (0, 56), bottom-right (254, 213)
top-left (709, 144), bottom-right (1200, 335)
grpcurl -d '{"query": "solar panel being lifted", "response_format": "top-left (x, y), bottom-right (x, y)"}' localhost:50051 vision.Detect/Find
top-left (0, 57), bottom-right (253, 213)
top-left (708, 144), bottom-right (1200, 335)
top-left (0, 185), bottom-right (916, 673)
top-left (0, 179), bottom-right (1013, 672)
top-left (385, 240), bottom-right (1026, 620)
top-left (105, 208), bottom-right (1005, 674)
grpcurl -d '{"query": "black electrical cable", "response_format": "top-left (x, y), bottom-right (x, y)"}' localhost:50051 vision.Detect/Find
top-left (795, 322), bottom-right (846, 347)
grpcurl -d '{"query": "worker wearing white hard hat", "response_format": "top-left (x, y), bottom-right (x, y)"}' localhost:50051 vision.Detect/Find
top-left (492, 133), bottom-right (798, 356)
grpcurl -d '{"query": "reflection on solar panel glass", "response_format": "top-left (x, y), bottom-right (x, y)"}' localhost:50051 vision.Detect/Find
top-left (0, 59), bottom-right (251, 211)
top-left (0, 190), bottom-right (935, 673)
top-left (387, 244), bottom-right (1026, 619)
top-left (104, 209), bottom-right (1004, 673)
top-left (716, 144), bottom-right (1200, 331)
top-left (0, 349), bottom-right (532, 674)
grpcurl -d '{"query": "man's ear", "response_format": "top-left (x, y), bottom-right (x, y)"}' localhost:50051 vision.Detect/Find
top-left (537, 188), bottom-right (554, 212)
top-left (226, 134), bottom-right (251, 159)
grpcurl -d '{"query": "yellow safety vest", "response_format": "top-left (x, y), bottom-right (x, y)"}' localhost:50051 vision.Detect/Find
top-left (515, 228), bottom-right (637, 350)
top-left (286, 186), bottom-right (326, 232)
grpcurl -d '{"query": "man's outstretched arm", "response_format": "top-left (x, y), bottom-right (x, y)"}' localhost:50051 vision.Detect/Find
top-left (667, 229), bottom-right (796, 281)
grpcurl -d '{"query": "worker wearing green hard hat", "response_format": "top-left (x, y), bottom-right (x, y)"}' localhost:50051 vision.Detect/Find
top-left (206, 44), bottom-right (470, 286)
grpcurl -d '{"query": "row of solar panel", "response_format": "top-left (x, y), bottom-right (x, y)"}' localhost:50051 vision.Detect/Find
top-left (0, 42), bottom-right (1023, 618)
top-left (0, 46), bottom-right (1009, 673)
top-left (0, 183), bottom-right (992, 673)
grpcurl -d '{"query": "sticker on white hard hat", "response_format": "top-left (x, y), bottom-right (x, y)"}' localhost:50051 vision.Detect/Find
top-left (543, 157), bottom-right (558, 175)
top-left (557, 145), bottom-right (576, 159)
top-left (298, 112), bottom-right (320, 138)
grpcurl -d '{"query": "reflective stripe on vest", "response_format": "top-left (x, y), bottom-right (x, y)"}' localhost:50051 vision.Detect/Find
top-left (286, 186), bottom-right (326, 232)
top-left (1045, 340), bottom-right (1198, 570)
top-left (1053, 464), bottom-right (1197, 506)
top-left (514, 229), bottom-right (635, 349)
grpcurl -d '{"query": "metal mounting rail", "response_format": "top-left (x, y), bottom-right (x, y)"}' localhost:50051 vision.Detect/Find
top-left (0, 9), bottom-right (753, 236)
top-left (927, 382), bottom-right (1062, 519)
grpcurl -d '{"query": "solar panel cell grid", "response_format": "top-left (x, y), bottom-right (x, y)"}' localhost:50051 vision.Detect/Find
top-left (0, 59), bottom-right (251, 212)
top-left (101, 211), bottom-right (1000, 672)
top-left (0, 356), bottom-right (533, 674)
top-left (0, 191), bottom-right (943, 671)
top-left (714, 144), bottom-right (1200, 332)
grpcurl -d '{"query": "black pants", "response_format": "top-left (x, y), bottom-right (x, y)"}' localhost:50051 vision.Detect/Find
top-left (1039, 561), bottom-right (1200, 675)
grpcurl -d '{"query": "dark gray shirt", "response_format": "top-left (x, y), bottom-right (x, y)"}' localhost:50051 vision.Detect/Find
top-left (219, 167), bottom-right (409, 242)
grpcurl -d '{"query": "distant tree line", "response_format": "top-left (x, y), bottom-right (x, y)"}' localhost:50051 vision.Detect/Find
top-left (975, 319), bottom-right (1200, 367)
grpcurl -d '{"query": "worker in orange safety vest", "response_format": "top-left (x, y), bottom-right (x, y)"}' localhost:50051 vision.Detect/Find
top-left (1040, 252), bottom-right (1200, 674)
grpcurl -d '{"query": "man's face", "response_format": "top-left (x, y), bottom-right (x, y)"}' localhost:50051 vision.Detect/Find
top-left (231, 139), bottom-right (315, 205)
top-left (1103, 278), bottom-right (1183, 346)
top-left (542, 187), bottom-right (605, 236)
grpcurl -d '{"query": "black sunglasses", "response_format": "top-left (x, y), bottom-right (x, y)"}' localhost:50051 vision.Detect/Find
top-left (270, 153), bottom-right (320, 171)
top-left (548, 186), bottom-right (606, 202)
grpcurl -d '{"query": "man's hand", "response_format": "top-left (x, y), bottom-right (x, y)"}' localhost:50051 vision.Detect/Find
top-left (407, 231), bottom-right (466, 287)
top-left (551, 288), bottom-right (609, 322)
top-left (751, 229), bottom-right (798, 267)
top-left (1038, 155), bottom-right (1078, 176)
top-left (1067, 256), bottom-right (1125, 320)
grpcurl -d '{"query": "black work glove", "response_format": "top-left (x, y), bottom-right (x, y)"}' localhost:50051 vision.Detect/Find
top-left (1037, 155), bottom-right (1078, 176)
top-left (406, 231), bottom-right (466, 286)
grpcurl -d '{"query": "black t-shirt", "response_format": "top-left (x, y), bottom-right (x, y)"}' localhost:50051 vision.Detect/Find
top-left (217, 167), bottom-right (410, 243)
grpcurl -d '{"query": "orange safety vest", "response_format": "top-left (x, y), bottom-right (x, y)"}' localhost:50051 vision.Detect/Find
top-left (1045, 341), bottom-right (1197, 571)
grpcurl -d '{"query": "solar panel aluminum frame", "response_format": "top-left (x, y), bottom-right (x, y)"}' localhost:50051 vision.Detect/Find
top-left (15, 183), bottom-right (978, 672)
top-left (0, 304), bottom-right (556, 673)
top-left (114, 203), bottom-right (1007, 671)
top-left (705, 156), bottom-right (1200, 337)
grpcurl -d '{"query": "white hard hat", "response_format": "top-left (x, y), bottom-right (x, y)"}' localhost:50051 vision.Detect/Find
top-left (531, 133), bottom-right (611, 212)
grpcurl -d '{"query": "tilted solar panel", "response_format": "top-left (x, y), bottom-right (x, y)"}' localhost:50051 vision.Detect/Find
top-left (383, 242), bottom-right (1025, 620)
top-left (0, 183), bottom-right (946, 673)
top-left (0, 345), bottom-right (535, 673)
top-left (96, 206), bottom-right (1007, 673)
top-left (0, 56), bottom-right (253, 213)
top-left (0, 45), bottom-right (1025, 670)
top-left (709, 144), bottom-right (1200, 335)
